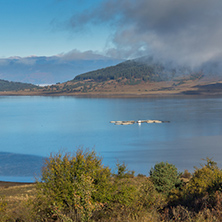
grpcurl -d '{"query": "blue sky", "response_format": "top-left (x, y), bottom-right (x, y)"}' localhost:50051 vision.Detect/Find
top-left (0, 0), bottom-right (109, 58)
top-left (1, 0), bottom-right (222, 66)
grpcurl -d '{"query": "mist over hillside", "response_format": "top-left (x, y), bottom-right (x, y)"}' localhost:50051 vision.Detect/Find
top-left (73, 55), bottom-right (222, 83)
top-left (136, 56), bottom-right (222, 81)
top-left (137, 56), bottom-right (222, 78)
top-left (1, 55), bottom-right (222, 96)
top-left (1, 53), bottom-right (222, 90)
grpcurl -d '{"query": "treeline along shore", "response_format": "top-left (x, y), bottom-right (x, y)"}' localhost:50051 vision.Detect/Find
top-left (2, 81), bottom-right (222, 97)
top-left (1, 149), bottom-right (222, 221)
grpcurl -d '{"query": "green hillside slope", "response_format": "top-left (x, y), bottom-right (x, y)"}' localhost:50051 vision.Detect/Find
top-left (0, 79), bottom-right (39, 91)
top-left (72, 57), bottom-right (203, 83)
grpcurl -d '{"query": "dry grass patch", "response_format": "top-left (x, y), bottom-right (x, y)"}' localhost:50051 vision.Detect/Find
top-left (0, 184), bottom-right (36, 205)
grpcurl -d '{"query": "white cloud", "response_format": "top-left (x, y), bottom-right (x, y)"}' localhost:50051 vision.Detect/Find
top-left (57, 49), bottom-right (112, 60)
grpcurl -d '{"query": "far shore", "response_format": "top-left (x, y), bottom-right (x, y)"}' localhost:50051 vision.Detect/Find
top-left (0, 90), bottom-right (222, 98)
top-left (0, 181), bottom-right (34, 188)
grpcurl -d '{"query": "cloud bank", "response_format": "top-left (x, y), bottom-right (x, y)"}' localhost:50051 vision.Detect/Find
top-left (69, 0), bottom-right (222, 66)
top-left (57, 49), bottom-right (113, 60)
top-left (0, 50), bottom-right (122, 84)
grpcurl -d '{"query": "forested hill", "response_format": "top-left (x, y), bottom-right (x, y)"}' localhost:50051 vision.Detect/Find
top-left (73, 58), bottom-right (203, 82)
top-left (0, 79), bottom-right (39, 91)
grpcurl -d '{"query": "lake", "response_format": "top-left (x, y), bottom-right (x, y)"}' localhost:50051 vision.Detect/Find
top-left (1, 96), bottom-right (222, 182)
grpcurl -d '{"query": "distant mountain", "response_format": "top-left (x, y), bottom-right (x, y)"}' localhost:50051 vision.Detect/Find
top-left (39, 57), bottom-right (206, 95)
top-left (0, 55), bottom-right (122, 85)
top-left (0, 152), bottom-right (44, 177)
top-left (2, 56), bottom-right (222, 96)
top-left (0, 79), bottom-right (39, 91)
top-left (73, 56), bottom-right (203, 83)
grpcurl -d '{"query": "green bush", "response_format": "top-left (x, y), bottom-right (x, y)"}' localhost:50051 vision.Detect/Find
top-left (94, 177), bottom-right (162, 221)
top-left (185, 158), bottom-right (222, 197)
top-left (165, 158), bottom-right (222, 220)
top-left (7, 153), bottom-right (222, 221)
top-left (150, 161), bottom-right (182, 195)
top-left (181, 169), bottom-right (192, 179)
top-left (180, 158), bottom-right (222, 212)
top-left (139, 178), bottom-right (166, 210)
top-left (36, 149), bottom-right (112, 221)
top-left (36, 149), bottom-right (161, 221)
top-left (115, 162), bottom-right (135, 178)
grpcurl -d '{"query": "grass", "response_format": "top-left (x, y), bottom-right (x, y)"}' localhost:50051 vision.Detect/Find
top-left (0, 182), bottom-right (36, 213)
top-left (0, 182), bottom-right (36, 221)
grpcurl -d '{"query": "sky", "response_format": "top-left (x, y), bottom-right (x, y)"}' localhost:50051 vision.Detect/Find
top-left (1, 0), bottom-right (222, 66)
top-left (0, 0), bottom-right (109, 58)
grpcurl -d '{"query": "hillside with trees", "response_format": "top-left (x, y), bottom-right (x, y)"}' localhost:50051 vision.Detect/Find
top-left (0, 79), bottom-right (39, 91)
top-left (72, 57), bottom-right (203, 83)
top-left (42, 57), bottom-right (206, 95)
top-left (1, 56), bottom-right (221, 96)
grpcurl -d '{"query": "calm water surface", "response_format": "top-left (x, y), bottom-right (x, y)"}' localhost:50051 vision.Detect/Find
top-left (1, 96), bottom-right (222, 182)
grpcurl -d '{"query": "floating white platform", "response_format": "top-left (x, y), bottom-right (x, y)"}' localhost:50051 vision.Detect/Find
top-left (110, 120), bottom-right (170, 125)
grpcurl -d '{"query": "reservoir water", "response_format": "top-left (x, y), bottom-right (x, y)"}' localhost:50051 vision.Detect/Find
top-left (1, 96), bottom-right (222, 182)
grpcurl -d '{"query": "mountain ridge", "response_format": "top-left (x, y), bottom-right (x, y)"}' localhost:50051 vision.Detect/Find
top-left (1, 57), bottom-right (222, 96)
top-left (72, 57), bottom-right (204, 83)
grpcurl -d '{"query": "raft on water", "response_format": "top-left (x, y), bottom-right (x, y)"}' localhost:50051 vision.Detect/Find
top-left (110, 120), bottom-right (170, 125)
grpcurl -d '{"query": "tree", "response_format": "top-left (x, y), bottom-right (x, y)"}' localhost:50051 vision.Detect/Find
top-left (116, 162), bottom-right (135, 178)
top-left (36, 148), bottom-right (112, 221)
top-left (150, 162), bottom-right (182, 195)
top-left (186, 158), bottom-right (222, 196)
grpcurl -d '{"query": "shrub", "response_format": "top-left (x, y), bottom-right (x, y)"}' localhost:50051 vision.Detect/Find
top-left (181, 169), bottom-right (192, 179)
top-left (180, 158), bottom-right (222, 212)
top-left (94, 177), bottom-right (163, 221)
top-left (168, 158), bottom-right (222, 216)
top-left (36, 148), bottom-right (112, 221)
top-left (150, 161), bottom-right (182, 195)
top-left (186, 158), bottom-right (222, 197)
top-left (139, 178), bottom-right (166, 210)
top-left (115, 162), bottom-right (135, 178)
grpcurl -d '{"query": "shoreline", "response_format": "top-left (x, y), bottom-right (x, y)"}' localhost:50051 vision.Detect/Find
top-left (1, 90), bottom-right (222, 98)
top-left (0, 181), bottom-right (34, 188)
top-left (1, 79), bottom-right (222, 97)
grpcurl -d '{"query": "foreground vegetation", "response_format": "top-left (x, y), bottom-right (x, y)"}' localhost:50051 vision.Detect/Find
top-left (1, 149), bottom-right (222, 221)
